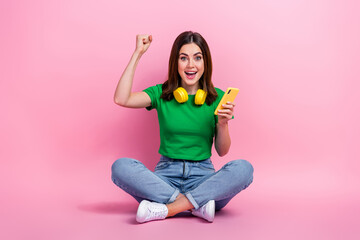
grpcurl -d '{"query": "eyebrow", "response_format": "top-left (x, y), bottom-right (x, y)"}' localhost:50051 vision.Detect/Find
top-left (179, 52), bottom-right (203, 56)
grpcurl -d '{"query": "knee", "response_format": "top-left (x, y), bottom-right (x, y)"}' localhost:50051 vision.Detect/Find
top-left (111, 158), bottom-right (135, 179)
top-left (111, 158), bottom-right (126, 172)
top-left (227, 159), bottom-right (254, 181)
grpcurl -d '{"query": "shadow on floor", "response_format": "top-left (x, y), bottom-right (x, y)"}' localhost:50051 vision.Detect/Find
top-left (78, 201), bottom-right (138, 215)
top-left (78, 201), bottom-right (240, 225)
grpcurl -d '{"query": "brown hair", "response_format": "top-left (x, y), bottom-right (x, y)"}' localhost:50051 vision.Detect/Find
top-left (161, 31), bottom-right (218, 105)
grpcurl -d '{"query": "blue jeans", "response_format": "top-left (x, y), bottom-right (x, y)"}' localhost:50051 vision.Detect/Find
top-left (111, 156), bottom-right (254, 210)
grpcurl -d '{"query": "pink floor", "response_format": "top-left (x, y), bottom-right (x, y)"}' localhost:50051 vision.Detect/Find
top-left (2, 152), bottom-right (360, 240)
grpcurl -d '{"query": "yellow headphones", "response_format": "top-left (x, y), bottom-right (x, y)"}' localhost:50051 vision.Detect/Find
top-left (173, 87), bottom-right (207, 105)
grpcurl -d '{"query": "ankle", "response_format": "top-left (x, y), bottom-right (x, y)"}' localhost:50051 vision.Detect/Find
top-left (166, 205), bottom-right (176, 217)
top-left (175, 193), bottom-right (185, 201)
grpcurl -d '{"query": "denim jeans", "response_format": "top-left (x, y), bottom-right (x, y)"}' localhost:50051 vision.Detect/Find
top-left (111, 156), bottom-right (254, 210)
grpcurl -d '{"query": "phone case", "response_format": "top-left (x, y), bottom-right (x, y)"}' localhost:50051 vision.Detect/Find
top-left (214, 87), bottom-right (239, 115)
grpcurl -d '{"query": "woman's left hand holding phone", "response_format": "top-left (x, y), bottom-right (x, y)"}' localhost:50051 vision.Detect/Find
top-left (217, 102), bottom-right (235, 125)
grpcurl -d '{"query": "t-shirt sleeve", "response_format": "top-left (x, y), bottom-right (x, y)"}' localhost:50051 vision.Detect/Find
top-left (142, 84), bottom-right (162, 111)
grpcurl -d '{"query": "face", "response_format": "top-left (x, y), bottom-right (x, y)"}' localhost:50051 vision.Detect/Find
top-left (178, 43), bottom-right (204, 90)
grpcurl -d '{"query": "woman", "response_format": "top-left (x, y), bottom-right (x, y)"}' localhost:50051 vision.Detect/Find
top-left (111, 31), bottom-right (254, 223)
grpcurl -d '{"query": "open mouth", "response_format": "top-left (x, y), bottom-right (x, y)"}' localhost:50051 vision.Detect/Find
top-left (185, 71), bottom-right (197, 79)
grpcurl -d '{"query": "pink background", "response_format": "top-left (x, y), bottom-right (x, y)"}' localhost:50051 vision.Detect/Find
top-left (1, 0), bottom-right (360, 239)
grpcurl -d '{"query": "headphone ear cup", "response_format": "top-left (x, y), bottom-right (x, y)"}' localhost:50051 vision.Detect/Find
top-left (195, 89), bottom-right (207, 105)
top-left (173, 87), bottom-right (188, 103)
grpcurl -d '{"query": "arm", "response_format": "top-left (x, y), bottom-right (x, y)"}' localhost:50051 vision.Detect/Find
top-left (114, 35), bottom-right (153, 108)
top-left (214, 102), bottom-right (235, 156)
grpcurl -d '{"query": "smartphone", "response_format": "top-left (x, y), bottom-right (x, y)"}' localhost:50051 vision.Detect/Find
top-left (214, 87), bottom-right (239, 115)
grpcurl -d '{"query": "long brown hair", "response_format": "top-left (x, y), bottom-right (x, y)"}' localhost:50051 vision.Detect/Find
top-left (161, 31), bottom-right (218, 105)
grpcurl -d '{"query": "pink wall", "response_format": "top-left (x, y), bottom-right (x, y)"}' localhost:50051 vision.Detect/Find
top-left (1, 0), bottom-right (360, 239)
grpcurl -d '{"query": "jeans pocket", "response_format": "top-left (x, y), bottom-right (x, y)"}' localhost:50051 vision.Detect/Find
top-left (197, 159), bottom-right (215, 171)
top-left (155, 161), bottom-right (170, 171)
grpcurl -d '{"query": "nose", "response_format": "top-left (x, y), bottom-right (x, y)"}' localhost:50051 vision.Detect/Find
top-left (187, 58), bottom-right (195, 67)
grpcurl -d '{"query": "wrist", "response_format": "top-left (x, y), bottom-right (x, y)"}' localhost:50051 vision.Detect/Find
top-left (133, 50), bottom-right (143, 59)
top-left (216, 121), bottom-right (228, 128)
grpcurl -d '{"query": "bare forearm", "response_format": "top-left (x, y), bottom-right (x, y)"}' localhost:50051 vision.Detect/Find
top-left (215, 122), bottom-right (231, 156)
top-left (114, 51), bottom-right (143, 105)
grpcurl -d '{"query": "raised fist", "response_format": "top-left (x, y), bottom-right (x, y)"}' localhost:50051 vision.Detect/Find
top-left (135, 34), bottom-right (152, 54)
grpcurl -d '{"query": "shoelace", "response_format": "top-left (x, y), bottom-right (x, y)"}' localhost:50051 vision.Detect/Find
top-left (145, 205), bottom-right (167, 220)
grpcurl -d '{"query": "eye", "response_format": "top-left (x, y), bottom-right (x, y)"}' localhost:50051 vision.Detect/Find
top-left (180, 56), bottom-right (187, 61)
top-left (195, 56), bottom-right (202, 61)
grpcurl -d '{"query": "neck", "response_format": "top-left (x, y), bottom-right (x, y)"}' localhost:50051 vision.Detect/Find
top-left (181, 82), bottom-right (200, 95)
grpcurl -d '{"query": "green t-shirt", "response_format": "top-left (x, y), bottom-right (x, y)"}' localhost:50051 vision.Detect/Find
top-left (143, 84), bottom-right (225, 161)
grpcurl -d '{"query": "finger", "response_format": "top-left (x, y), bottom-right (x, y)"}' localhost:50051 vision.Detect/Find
top-left (218, 113), bottom-right (233, 120)
top-left (220, 104), bottom-right (234, 110)
top-left (226, 101), bottom-right (236, 107)
top-left (227, 102), bottom-right (236, 107)
top-left (218, 111), bottom-right (233, 117)
top-left (218, 109), bottom-right (233, 114)
top-left (142, 35), bottom-right (152, 44)
top-left (218, 113), bottom-right (228, 118)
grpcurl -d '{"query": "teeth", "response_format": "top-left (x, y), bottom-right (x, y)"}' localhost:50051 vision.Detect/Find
top-left (185, 71), bottom-right (197, 75)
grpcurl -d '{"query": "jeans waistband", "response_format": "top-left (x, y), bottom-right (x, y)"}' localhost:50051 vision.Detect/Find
top-left (160, 155), bottom-right (210, 162)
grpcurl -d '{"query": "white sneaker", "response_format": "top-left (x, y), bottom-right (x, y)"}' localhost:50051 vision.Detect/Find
top-left (191, 200), bottom-right (215, 222)
top-left (136, 200), bottom-right (168, 223)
